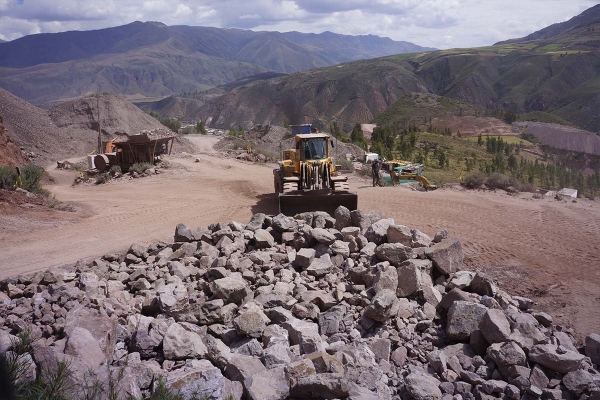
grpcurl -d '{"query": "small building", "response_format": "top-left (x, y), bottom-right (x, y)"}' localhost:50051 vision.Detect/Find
top-left (558, 188), bottom-right (578, 198)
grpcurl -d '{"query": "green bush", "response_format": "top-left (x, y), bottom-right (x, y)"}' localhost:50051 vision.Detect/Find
top-left (0, 166), bottom-right (16, 189)
top-left (463, 172), bottom-right (486, 189)
top-left (0, 165), bottom-right (46, 194)
top-left (337, 158), bottom-right (354, 172)
top-left (95, 173), bottom-right (111, 185)
top-left (109, 165), bottom-right (122, 175)
top-left (129, 162), bottom-right (152, 174)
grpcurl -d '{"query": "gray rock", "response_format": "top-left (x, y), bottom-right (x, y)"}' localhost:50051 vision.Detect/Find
top-left (396, 259), bottom-right (433, 297)
top-left (233, 311), bottom-right (266, 338)
top-left (290, 373), bottom-right (350, 399)
top-left (65, 327), bottom-right (106, 368)
top-left (529, 344), bottom-right (585, 374)
top-left (295, 248), bottom-right (316, 269)
top-left (246, 213), bottom-right (266, 231)
top-left (271, 214), bottom-right (297, 232)
top-left (387, 224), bottom-right (412, 246)
top-left (446, 301), bottom-right (487, 341)
top-left (254, 229), bottom-right (275, 248)
top-left (373, 262), bottom-right (398, 293)
top-left (433, 229), bottom-right (448, 243)
top-left (211, 276), bottom-right (248, 304)
top-left (311, 228), bottom-right (336, 245)
top-left (425, 239), bottom-right (464, 274)
top-left (245, 366), bottom-right (290, 400)
top-left (365, 218), bottom-right (394, 244)
top-left (411, 229), bottom-right (432, 248)
top-left (364, 289), bottom-right (400, 322)
top-left (261, 343), bottom-right (292, 368)
top-left (449, 271), bottom-right (475, 290)
top-left (375, 243), bottom-right (414, 266)
top-left (480, 309), bottom-right (511, 344)
top-left (334, 206), bottom-right (352, 230)
top-left (586, 333), bottom-right (600, 366)
top-left (405, 373), bottom-right (442, 400)
top-left (306, 254), bottom-right (333, 277)
top-left (470, 273), bottom-right (497, 297)
top-left (225, 354), bottom-right (267, 383)
top-left (486, 341), bottom-right (527, 378)
top-left (330, 240), bottom-right (350, 258)
top-left (562, 369), bottom-right (595, 395)
top-left (166, 360), bottom-right (227, 400)
top-left (174, 224), bottom-right (194, 242)
top-left (163, 323), bottom-right (207, 360)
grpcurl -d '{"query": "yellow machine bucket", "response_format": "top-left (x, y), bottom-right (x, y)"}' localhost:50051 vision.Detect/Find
top-left (278, 189), bottom-right (358, 216)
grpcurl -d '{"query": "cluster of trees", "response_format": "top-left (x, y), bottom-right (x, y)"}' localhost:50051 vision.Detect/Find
top-left (228, 126), bottom-right (245, 137)
top-left (426, 125), bottom-right (453, 136)
top-left (148, 112), bottom-right (181, 133)
top-left (484, 109), bottom-right (519, 124)
top-left (196, 120), bottom-right (207, 134)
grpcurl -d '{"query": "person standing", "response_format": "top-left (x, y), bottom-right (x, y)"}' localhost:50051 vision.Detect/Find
top-left (371, 159), bottom-right (381, 187)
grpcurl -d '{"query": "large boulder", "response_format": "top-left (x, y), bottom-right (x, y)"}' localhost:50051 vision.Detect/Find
top-left (375, 243), bottom-right (414, 266)
top-left (245, 366), bottom-right (290, 400)
top-left (405, 373), bottom-right (442, 400)
top-left (174, 224), bottom-right (194, 242)
top-left (254, 229), bottom-right (275, 248)
top-left (163, 323), bottom-right (207, 360)
top-left (334, 206), bottom-right (352, 230)
top-left (166, 360), bottom-right (229, 400)
top-left (446, 301), bottom-right (487, 341)
top-left (211, 276), bottom-right (249, 304)
top-left (425, 239), bottom-right (463, 274)
top-left (387, 224), bottom-right (412, 246)
top-left (364, 289), bottom-right (400, 322)
top-left (486, 341), bottom-right (527, 378)
top-left (307, 254), bottom-right (333, 277)
top-left (290, 373), bottom-right (350, 399)
top-left (586, 333), bottom-right (600, 366)
top-left (480, 309), bottom-right (511, 344)
top-left (529, 344), bottom-right (585, 374)
top-left (365, 218), bottom-right (394, 244)
top-left (396, 259), bottom-right (433, 297)
top-left (64, 327), bottom-right (106, 369)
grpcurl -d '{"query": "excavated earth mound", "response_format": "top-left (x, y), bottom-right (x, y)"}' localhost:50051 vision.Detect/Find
top-left (0, 89), bottom-right (197, 165)
top-left (215, 124), bottom-right (366, 161)
top-left (1, 208), bottom-right (599, 400)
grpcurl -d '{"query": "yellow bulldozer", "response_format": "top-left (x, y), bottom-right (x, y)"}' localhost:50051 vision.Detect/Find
top-left (273, 125), bottom-right (358, 215)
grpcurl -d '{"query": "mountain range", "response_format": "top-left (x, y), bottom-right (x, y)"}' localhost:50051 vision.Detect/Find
top-left (0, 22), bottom-right (434, 105)
top-left (197, 4), bottom-right (600, 133)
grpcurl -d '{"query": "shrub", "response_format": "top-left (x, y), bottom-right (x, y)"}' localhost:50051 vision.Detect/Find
top-left (463, 172), bottom-right (486, 189)
top-left (109, 165), bottom-right (122, 175)
top-left (129, 162), bottom-right (152, 174)
top-left (95, 173), bottom-right (111, 185)
top-left (0, 166), bottom-right (16, 189)
top-left (337, 158), bottom-right (354, 172)
top-left (20, 165), bottom-right (45, 194)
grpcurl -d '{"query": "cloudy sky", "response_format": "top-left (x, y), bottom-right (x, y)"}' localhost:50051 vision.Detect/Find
top-left (0, 0), bottom-right (598, 48)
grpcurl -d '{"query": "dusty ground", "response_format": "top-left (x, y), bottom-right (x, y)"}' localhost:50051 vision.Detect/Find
top-left (1, 134), bottom-right (599, 340)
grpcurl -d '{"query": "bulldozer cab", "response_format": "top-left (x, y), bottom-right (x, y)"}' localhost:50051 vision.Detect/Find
top-left (295, 134), bottom-right (331, 162)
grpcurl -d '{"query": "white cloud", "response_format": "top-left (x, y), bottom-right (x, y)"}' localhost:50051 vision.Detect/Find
top-left (0, 0), bottom-right (597, 48)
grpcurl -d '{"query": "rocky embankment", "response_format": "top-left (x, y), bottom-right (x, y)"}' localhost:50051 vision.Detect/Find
top-left (1, 208), bottom-right (600, 399)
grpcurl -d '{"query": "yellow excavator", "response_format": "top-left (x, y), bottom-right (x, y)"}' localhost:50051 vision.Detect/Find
top-left (273, 125), bottom-right (358, 215)
top-left (384, 160), bottom-right (437, 190)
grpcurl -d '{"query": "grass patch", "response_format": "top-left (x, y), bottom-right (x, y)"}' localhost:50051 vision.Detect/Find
top-left (95, 173), bottom-right (111, 185)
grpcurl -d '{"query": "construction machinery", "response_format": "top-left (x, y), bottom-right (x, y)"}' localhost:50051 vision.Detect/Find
top-left (383, 160), bottom-right (437, 190)
top-left (273, 125), bottom-right (358, 215)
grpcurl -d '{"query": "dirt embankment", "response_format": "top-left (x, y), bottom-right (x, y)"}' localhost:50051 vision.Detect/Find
top-left (0, 89), bottom-right (197, 164)
top-left (0, 135), bottom-right (599, 340)
top-left (0, 115), bottom-right (27, 166)
top-left (514, 121), bottom-right (600, 155)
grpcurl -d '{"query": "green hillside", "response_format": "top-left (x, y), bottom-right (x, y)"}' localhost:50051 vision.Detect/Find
top-left (201, 5), bottom-right (600, 133)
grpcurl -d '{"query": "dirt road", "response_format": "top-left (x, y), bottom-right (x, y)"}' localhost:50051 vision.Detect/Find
top-left (1, 134), bottom-right (599, 338)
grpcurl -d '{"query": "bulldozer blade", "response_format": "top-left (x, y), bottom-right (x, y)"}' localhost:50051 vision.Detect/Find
top-left (278, 189), bottom-right (358, 216)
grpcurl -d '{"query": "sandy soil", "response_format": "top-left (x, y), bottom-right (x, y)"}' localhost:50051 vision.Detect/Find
top-left (1, 134), bottom-right (599, 339)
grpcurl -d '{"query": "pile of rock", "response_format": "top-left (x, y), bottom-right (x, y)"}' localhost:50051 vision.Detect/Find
top-left (1, 208), bottom-right (600, 400)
